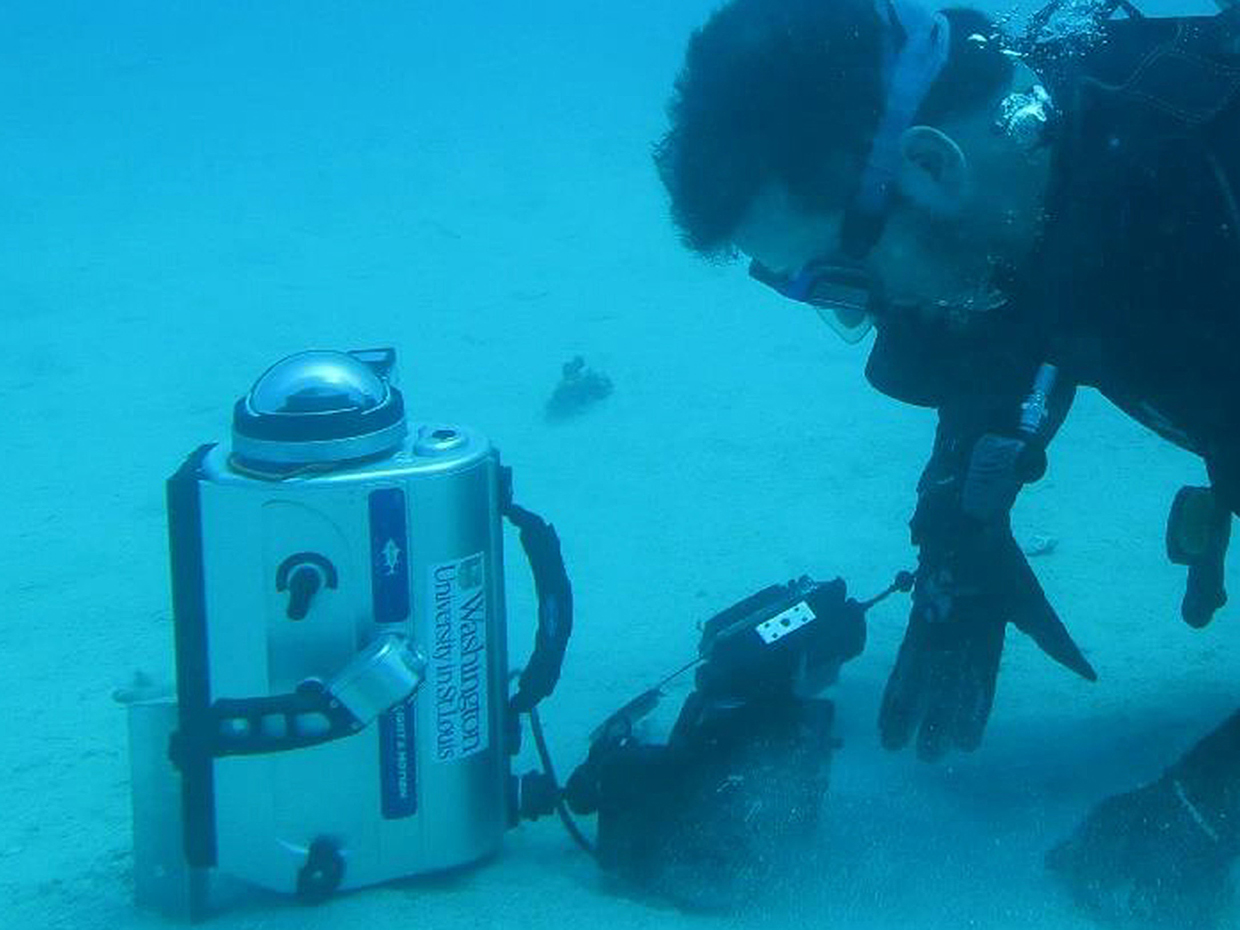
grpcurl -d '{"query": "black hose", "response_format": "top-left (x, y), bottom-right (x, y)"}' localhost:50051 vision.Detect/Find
top-left (858, 569), bottom-right (915, 610)
top-left (527, 705), bottom-right (596, 857)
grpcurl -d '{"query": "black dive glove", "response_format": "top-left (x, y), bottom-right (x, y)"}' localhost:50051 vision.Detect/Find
top-left (1046, 774), bottom-right (1238, 928)
top-left (1167, 485), bottom-right (1232, 629)
top-left (879, 434), bottom-right (1097, 761)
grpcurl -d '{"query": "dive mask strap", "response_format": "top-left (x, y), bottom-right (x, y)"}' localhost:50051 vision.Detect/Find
top-left (842, 0), bottom-right (951, 258)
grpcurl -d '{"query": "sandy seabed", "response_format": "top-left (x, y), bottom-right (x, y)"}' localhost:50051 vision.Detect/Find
top-left (2, 3), bottom-right (1236, 929)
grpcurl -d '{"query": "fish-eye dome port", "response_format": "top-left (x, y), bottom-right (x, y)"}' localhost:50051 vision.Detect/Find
top-left (232, 349), bottom-right (407, 470)
top-left (250, 350), bottom-right (387, 415)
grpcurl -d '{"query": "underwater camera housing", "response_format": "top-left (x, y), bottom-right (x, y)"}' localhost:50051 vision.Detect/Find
top-left (560, 576), bottom-right (879, 911)
top-left (123, 345), bottom-right (899, 919)
top-left (124, 348), bottom-right (571, 920)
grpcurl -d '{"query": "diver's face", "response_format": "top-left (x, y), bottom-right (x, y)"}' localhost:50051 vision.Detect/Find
top-left (733, 123), bottom-right (1034, 325)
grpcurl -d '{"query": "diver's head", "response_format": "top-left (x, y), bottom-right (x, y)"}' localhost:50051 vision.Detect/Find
top-left (655, 0), bottom-right (1055, 340)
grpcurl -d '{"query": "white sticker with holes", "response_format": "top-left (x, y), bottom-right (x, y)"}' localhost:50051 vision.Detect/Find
top-left (755, 601), bottom-right (816, 644)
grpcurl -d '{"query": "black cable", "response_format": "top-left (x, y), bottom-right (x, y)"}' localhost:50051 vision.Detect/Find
top-left (527, 705), bottom-right (596, 857)
top-left (858, 569), bottom-right (916, 610)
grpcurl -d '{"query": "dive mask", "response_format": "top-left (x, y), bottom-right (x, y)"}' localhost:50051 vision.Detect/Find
top-left (748, 257), bottom-right (877, 344)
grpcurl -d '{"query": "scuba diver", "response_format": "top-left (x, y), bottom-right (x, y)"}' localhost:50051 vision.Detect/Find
top-left (650, 0), bottom-right (1240, 924)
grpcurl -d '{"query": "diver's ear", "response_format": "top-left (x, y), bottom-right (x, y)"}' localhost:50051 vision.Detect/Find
top-left (896, 126), bottom-right (969, 216)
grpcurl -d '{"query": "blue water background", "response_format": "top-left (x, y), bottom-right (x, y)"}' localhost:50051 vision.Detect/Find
top-left (0, 1), bottom-right (1234, 928)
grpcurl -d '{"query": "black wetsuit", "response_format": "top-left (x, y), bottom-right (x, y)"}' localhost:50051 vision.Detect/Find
top-left (871, 7), bottom-right (1240, 846)
top-left (868, 11), bottom-right (1240, 508)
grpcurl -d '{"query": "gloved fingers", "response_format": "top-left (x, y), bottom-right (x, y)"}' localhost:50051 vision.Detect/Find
top-left (913, 644), bottom-right (965, 761)
top-left (879, 594), bottom-right (960, 752)
top-left (951, 618), bottom-right (1005, 751)
top-left (1183, 559), bottom-right (1228, 629)
top-left (1167, 485), bottom-right (1232, 628)
top-left (914, 617), bottom-right (1004, 759)
top-left (879, 597), bottom-right (1005, 760)
top-left (999, 537), bottom-right (1097, 681)
top-left (878, 621), bottom-right (930, 751)
top-left (1010, 593), bottom-right (1097, 681)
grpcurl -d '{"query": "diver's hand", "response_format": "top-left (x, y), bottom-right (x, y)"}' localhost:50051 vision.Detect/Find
top-left (1047, 775), bottom-right (1237, 928)
top-left (877, 551), bottom-right (1004, 760)
top-left (1166, 485), bottom-right (1232, 629)
top-left (878, 521), bottom-right (1096, 761)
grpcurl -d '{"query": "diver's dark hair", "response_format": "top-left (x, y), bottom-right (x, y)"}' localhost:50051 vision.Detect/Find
top-left (654, 0), bottom-right (1014, 257)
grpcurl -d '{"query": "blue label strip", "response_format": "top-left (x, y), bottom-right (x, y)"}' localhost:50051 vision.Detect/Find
top-left (379, 699), bottom-right (417, 819)
top-left (370, 487), bottom-right (416, 817)
top-left (368, 487), bottom-right (410, 624)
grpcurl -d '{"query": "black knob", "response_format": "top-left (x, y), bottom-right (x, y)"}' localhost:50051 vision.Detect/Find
top-left (519, 770), bottom-right (559, 821)
top-left (286, 565), bottom-right (322, 620)
top-left (296, 837), bottom-right (345, 903)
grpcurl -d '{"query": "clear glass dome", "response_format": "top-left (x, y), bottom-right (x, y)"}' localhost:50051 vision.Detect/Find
top-left (249, 350), bottom-right (387, 415)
